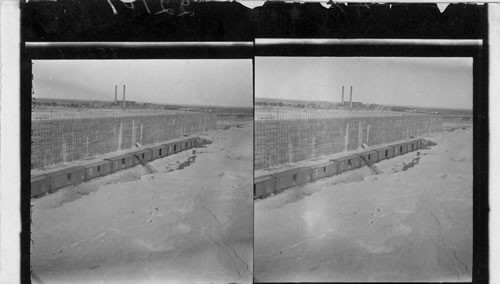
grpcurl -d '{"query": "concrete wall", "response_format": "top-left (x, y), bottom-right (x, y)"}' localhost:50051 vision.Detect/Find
top-left (255, 114), bottom-right (442, 170)
top-left (32, 112), bottom-right (216, 169)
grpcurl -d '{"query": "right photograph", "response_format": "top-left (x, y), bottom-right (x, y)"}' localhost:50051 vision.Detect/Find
top-left (254, 57), bottom-right (473, 282)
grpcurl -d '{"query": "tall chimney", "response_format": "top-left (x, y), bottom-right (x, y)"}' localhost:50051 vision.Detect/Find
top-left (341, 86), bottom-right (344, 106)
top-left (350, 86), bottom-right (353, 108)
top-left (122, 84), bottom-right (126, 108)
top-left (114, 85), bottom-right (117, 104)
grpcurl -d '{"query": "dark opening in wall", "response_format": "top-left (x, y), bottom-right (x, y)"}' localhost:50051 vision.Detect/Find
top-left (142, 153), bottom-right (145, 159)
top-left (347, 159), bottom-right (352, 168)
top-left (411, 144), bottom-right (414, 150)
top-left (368, 154), bottom-right (371, 160)
top-left (400, 146), bottom-right (403, 152)
top-left (385, 149), bottom-right (388, 157)
top-left (293, 173), bottom-right (297, 182)
top-left (323, 167), bottom-right (326, 173)
top-left (253, 184), bottom-right (256, 196)
top-left (186, 142), bottom-right (188, 148)
top-left (97, 165), bottom-right (101, 172)
top-left (67, 173), bottom-right (71, 182)
top-left (174, 145), bottom-right (177, 151)
top-left (122, 158), bottom-right (125, 166)
top-left (159, 149), bottom-right (162, 156)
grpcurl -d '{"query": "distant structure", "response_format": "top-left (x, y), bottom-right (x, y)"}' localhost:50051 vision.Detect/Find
top-left (350, 86), bottom-right (353, 108)
top-left (341, 86), bottom-right (345, 106)
top-left (114, 85), bottom-right (118, 104)
top-left (122, 84), bottom-right (126, 108)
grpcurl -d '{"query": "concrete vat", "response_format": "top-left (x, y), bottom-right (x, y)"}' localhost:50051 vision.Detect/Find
top-left (393, 143), bottom-right (408, 156)
top-left (275, 168), bottom-right (312, 193)
top-left (47, 166), bottom-right (86, 192)
top-left (311, 162), bottom-right (337, 181)
top-left (84, 160), bottom-right (112, 180)
top-left (255, 176), bottom-right (277, 199)
top-left (106, 154), bottom-right (136, 172)
top-left (31, 175), bottom-right (50, 198)
top-left (376, 146), bottom-right (394, 161)
top-left (133, 149), bottom-right (153, 164)
top-left (335, 155), bottom-right (361, 173)
top-left (151, 144), bottom-right (168, 160)
top-left (360, 150), bottom-right (379, 166)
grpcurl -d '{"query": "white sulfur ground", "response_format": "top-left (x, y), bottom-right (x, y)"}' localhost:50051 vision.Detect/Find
top-left (255, 122), bottom-right (473, 282)
top-left (31, 119), bottom-right (253, 284)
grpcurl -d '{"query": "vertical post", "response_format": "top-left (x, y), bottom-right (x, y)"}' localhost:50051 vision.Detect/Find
top-left (358, 121), bottom-right (362, 148)
top-left (62, 136), bottom-right (67, 163)
top-left (114, 85), bottom-right (117, 104)
top-left (118, 122), bottom-right (123, 150)
top-left (366, 124), bottom-right (371, 145)
top-left (344, 122), bottom-right (349, 151)
top-left (132, 120), bottom-right (136, 147)
top-left (140, 123), bottom-right (143, 144)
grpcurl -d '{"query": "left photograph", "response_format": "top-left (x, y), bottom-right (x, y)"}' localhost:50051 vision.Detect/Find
top-left (30, 59), bottom-right (253, 283)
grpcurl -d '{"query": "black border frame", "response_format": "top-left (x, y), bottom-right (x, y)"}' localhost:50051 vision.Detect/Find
top-left (21, 4), bottom-right (489, 284)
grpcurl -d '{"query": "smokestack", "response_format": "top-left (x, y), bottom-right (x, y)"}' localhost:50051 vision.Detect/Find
top-left (341, 86), bottom-right (344, 106)
top-left (114, 85), bottom-right (117, 104)
top-left (122, 84), bottom-right (126, 108)
top-left (350, 86), bottom-right (353, 108)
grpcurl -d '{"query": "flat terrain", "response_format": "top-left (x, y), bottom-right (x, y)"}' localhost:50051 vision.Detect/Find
top-left (32, 108), bottom-right (191, 120)
top-left (255, 106), bottom-right (429, 120)
top-left (31, 119), bottom-right (253, 283)
top-left (255, 122), bottom-right (472, 282)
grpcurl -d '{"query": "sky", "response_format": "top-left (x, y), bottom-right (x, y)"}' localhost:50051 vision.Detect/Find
top-left (33, 59), bottom-right (253, 108)
top-left (256, 57), bottom-right (473, 110)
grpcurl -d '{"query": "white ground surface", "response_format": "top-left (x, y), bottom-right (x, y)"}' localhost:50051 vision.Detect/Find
top-left (31, 119), bottom-right (253, 284)
top-left (255, 123), bottom-right (473, 282)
